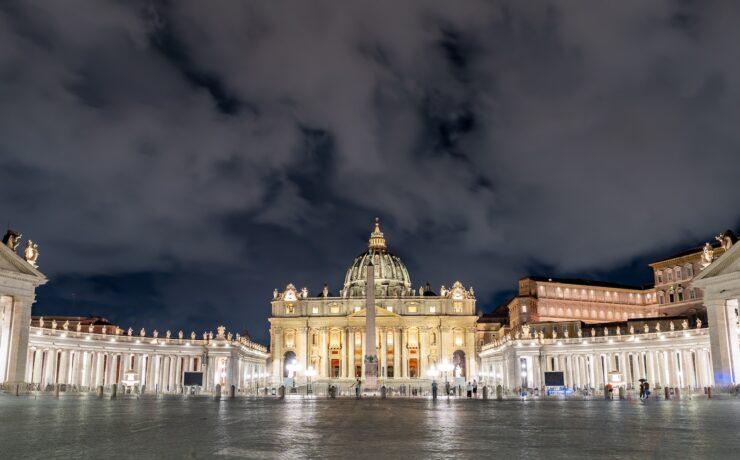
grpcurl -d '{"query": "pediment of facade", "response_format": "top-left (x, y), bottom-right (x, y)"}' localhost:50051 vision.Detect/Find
top-left (0, 243), bottom-right (47, 283)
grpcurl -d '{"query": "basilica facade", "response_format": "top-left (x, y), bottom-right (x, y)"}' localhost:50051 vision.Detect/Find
top-left (268, 221), bottom-right (480, 384)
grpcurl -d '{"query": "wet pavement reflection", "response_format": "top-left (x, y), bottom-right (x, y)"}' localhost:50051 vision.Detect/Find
top-left (2, 395), bottom-right (739, 459)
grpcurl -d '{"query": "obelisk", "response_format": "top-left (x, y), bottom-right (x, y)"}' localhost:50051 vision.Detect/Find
top-left (364, 260), bottom-right (378, 389)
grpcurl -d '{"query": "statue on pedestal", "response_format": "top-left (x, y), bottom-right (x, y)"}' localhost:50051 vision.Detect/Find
top-left (166, 330), bottom-right (171, 339)
top-left (128, 327), bottom-right (133, 336)
top-left (701, 243), bottom-right (714, 268)
top-left (696, 319), bottom-right (702, 329)
top-left (682, 320), bottom-right (688, 330)
top-left (24, 240), bottom-right (39, 268)
top-left (63, 320), bottom-right (69, 331)
top-left (140, 328), bottom-right (146, 337)
top-left (39, 316), bottom-right (44, 328)
top-left (2, 230), bottom-right (21, 252)
top-left (51, 320), bottom-right (57, 330)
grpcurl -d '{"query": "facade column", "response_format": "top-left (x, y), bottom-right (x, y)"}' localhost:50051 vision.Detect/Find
top-left (348, 328), bottom-right (355, 379)
top-left (2, 296), bottom-right (36, 384)
top-left (380, 327), bottom-right (387, 379)
top-left (321, 328), bottom-right (329, 378)
top-left (705, 298), bottom-right (740, 386)
top-left (401, 327), bottom-right (408, 378)
top-left (57, 351), bottom-right (69, 385)
top-left (466, 327), bottom-right (476, 379)
top-left (393, 327), bottom-right (401, 379)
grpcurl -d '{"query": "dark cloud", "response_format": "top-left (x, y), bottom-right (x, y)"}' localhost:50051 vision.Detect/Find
top-left (1, 0), bottom-right (739, 342)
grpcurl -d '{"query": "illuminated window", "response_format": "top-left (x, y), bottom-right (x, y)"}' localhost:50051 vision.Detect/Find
top-left (521, 305), bottom-right (527, 313)
top-left (354, 306), bottom-right (361, 312)
top-left (429, 306), bottom-right (436, 313)
top-left (312, 307), bottom-right (319, 314)
top-left (355, 332), bottom-right (362, 347)
top-left (386, 306), bottom-right (393, 313)
top-left (330, 304), bottom-right (340, 314)
top-left (408, 305), bottom-right (417, 313)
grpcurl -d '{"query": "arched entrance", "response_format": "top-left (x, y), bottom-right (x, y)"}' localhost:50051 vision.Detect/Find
top-left (283, 351), bottom-right (296, 378)
top-left (453, 350), bottom-right (466, 378)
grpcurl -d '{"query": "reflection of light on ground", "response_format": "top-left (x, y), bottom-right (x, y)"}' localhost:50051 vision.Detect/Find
top-left (1, 396), bottom-right (740, 457)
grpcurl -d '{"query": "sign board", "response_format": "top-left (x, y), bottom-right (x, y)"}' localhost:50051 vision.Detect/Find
top-left (544, 371), bottom-right (565, 387)
top-left (183, 371), bottom-right (203, 386)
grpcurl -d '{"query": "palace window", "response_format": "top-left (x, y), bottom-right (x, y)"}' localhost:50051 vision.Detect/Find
top-left (408, 305), bottom-right (417, 313)
top-left (386, 306), bottom-right (393, 313)
top-left (677, 288), bottom-right (684, 302)
top-left (686, 265), bottom-right (693, 278)
top-left (330, 304), bottom-right (340, 314)
top-left (521, 305), bottom-right (527, 313)
top-left (656, 271), bottom-right (663, 284)
top-left (667, 271), bottom-right (673, 282)
top-left (354, 306), bottom-right (361, 312)
top-left (429, 306), bottom-right (436, 313)
top-left (675, 267), bottom-right (682, 281)
top-left (689, 288), bottom-right (696, 300)
top-left (312, 307), bottom-right (319, 314)
top-left (658, 292), bottom-right (664, 304)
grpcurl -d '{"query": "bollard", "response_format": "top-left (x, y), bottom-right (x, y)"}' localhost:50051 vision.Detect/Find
top-left (381, 386), bottom-right (387, 399)
top-left (483, 386), bottom-right (489, 400)
top-left (55, 384), bottom-right (60, 399)
top-left (215, 384), bottom-right (221, 400)
top-left (230, 385), bottom-right (236, 399)
top-left (618, 387), bottom-right (625, 400)
top-left (496, 384), bottom-right (503, 401)
top-left (664, 387), bottom-right (670, 400)
top-left (110, 384), bottom-right (117, 399)
top-left (707, 387), bottom-right (712, 399)
top-left (278, 385), bottom-right (286, 399)
top-left (97, 385), bottom-right (104, 398)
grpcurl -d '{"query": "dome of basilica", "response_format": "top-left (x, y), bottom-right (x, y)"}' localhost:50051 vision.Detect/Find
top-left (341, 220), bottom-right (412, 298)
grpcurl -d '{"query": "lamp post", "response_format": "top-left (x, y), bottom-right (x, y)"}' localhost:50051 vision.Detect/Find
top-left (438, 360), bottom-right (454, 398)
top-left (286, 359), bottom-right (301, 392)
top-left (305, 366), bottom-right (316, 395)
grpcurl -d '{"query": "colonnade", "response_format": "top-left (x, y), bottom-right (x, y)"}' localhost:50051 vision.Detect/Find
top-left (23, 327), bottom-right (270, 393)
top-left (480, 331), bottom-right (716, 391)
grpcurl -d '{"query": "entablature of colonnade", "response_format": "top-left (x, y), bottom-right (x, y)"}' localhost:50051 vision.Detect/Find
top-left (28, 327), bottom-right (270, 361)
top-left (479, 327), bottom-right (712, 359)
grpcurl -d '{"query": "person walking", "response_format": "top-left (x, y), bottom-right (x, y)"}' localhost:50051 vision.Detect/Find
top-left (466, 381), bottom-right (473, 398)
top-left (353, 378), bottom-right (362, 399)
top-left (644, 381), bottom-right (650, 400)
top-left (473, 380), bottom-right (478, 398)
top-left (431, 380), bottom-right (438, 400)
top-left (639, 382), bottom-right (645, 399)
top-left (445, 380), bottom-right (450, 397)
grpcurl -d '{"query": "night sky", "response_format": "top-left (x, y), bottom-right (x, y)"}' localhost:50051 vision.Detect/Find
top-left (1, 1), bottom-right (739, 344)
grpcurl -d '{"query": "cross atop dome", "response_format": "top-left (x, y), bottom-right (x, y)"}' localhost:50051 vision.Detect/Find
top-left (368, 217), bottom-right (387, 251)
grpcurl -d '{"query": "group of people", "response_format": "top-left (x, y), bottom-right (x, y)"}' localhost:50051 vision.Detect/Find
top-left (639, 380), bottom-right (651, 399)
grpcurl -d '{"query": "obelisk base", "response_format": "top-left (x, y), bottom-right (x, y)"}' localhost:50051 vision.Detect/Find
top-left (364, 361), bottom-right (378, 390)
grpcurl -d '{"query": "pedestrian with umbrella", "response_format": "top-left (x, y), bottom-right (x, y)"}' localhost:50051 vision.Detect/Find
top-left (639, 379), bottom-right (646, 399)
